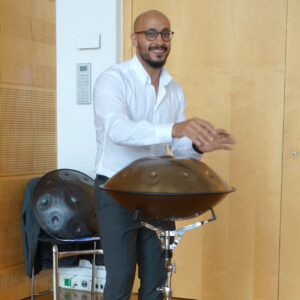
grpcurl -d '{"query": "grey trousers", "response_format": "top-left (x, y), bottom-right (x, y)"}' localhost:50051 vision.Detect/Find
top-left (94, 176), bottom-right (175, 300)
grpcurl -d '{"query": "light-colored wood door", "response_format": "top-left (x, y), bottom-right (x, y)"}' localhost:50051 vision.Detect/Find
top-left (124, 0), bottom-right (287, 299)
top-left (279, 0), bottom-right (300, 299)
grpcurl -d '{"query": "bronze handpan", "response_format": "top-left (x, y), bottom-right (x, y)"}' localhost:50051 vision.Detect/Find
top-left (101, 156), bottom-right (235, 220)
top-left (32, 169), bottom-right (98, 239)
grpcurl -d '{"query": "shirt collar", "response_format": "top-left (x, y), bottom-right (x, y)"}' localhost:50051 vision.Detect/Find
top-left (130, 54), bottom-right (173, 87)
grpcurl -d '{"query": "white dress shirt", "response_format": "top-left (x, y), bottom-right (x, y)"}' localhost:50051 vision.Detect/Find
top-left (93, 55), bottom-right (201, 178)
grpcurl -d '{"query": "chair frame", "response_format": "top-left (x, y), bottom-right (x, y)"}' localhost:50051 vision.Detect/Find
top-left (31, 237), bottom-right (103, 300)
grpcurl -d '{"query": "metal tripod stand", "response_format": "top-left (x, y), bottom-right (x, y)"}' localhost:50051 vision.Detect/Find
top-left (141, 208), bottom-right (216, 300)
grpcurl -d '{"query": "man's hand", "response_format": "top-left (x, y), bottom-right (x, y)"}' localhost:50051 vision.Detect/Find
top-left (196, 128), bottom-right (236, 153)
top-left (172, 118), bottom-right (218, 146)
top-left (172, 119), bottom-right (236, 153)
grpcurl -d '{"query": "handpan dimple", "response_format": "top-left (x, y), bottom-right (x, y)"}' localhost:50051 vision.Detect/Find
top-left (37, 194), bottom-right (52, 210)
top-left (142, 169), bottom-right (160, 186)
top-left (150, 171), bottom-right (157, 178)
top-left (70, 195), bottom-right (79, 204)
top-left (52, 215), bottom-right (59, 225)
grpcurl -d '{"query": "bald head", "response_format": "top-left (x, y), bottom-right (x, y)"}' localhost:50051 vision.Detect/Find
top-left (134, 10), bottom-right (170, 32)
top-left (131, 10), bottom-right (172, 70)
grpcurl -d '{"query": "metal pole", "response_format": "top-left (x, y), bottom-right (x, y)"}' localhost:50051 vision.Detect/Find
top-left (91, 241), bottom-right (96, 294)
top-left (31, 266), bottom-right (34, 300)
top-left (52, 245), bottom-right (60, 300)
top-left (157, 232), bottom-right (174, 300)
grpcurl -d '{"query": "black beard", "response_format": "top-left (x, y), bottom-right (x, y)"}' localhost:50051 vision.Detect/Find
top-left (146, 59), bottom-right (166, 69)
top-left (138, 46), bottom-right (169, 69)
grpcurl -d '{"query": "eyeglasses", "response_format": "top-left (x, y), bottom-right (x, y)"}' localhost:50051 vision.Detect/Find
top-left (134, 29), bottom-right (174, 42)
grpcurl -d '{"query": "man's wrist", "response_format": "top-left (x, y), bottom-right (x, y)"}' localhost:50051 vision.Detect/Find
top-left (192, 143), bottom-right (204, 154)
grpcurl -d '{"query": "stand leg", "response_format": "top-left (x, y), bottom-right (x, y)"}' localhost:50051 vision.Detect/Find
top-left (31, 267), bottom-right (34, 300)
top-left (164, 250), bottom-right (174, 300)
top-left (91, 241), bottom-right (96, 294)
top-left (157, 234), bottom-right (175, 300)
top-left (142, 208), bottom-right (217, 300)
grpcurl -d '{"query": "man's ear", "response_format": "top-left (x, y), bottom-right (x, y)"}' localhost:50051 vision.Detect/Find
top-left (130, 33), bottom-right (138, 48)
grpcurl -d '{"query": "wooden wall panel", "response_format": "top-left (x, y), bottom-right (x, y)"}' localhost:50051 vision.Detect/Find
top-left (0, 85), bottom-right (56, 176)
top-left (0, 177), bottom-right (33, 268)
top-left (0, 12), bottom-right (55, 44)
top-left (0, 176), bottom-right (51, 300)
top-left (0, 0), bottom-right (55, 24)
top-left (0, 2), bottom-right (56, 88)
top-left (279, 0), bottom-right (300, 299)
top-left (0, 265), bottom-right (52, 300)
top-left (124, 0), bottom-right (287, 299)
top-left (0, 0), bottom-right (56, 298)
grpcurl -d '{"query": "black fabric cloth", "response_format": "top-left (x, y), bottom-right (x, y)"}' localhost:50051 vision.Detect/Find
top-left (94, 175), bottom-right (175, 300)
top-left (21, 177), bottom-right (103, 277)
top-left (21, 177), bottom-right (41, 277)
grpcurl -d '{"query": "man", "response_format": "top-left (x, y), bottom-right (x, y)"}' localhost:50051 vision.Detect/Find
top-left (93, 10), bottom-right (235, 300)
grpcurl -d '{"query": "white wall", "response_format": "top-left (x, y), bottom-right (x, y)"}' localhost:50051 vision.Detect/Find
top-left (56, 0), bottom-right (122, 178)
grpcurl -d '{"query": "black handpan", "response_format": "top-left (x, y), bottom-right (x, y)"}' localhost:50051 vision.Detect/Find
top-left (101, 156), bottom-right (235, 220)
top-left (32, 169), bottom-right (98, 239)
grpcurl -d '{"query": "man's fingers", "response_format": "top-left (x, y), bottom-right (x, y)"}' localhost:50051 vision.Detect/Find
top-left (173, 119), bottom-right (213, 142)
top-left (188, 119), bottom-right (217, 145)
top-left (181, 123), bottom-right (205, 146)
top-left (216, 128), bottom-right (237, 145)
top-left (173, 119), bottom-right (236, 150)
top-left (216, 128), bottom-right (230, 135)
top-left (215, 128), bottom-right (234, 139)
top-left (218, 144), bottom-right (233, 150)
top-left (194, 118), bottom-right (217, 137)
top-left (217, 138), bottom-right (237, 144)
